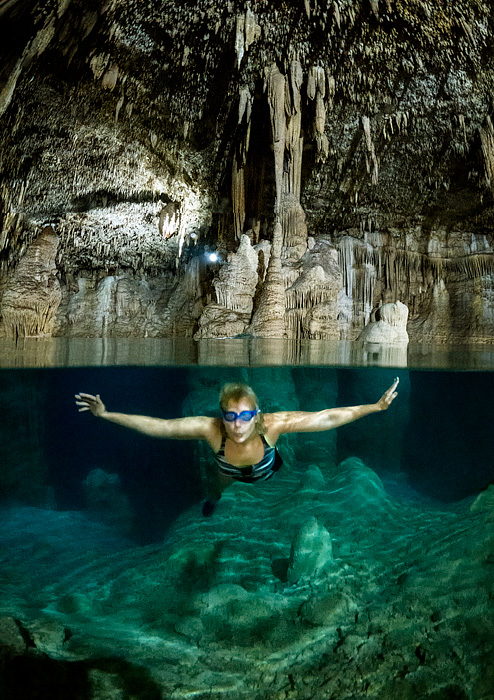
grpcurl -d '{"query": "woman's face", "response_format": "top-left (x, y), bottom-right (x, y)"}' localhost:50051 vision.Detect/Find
top-left (222, 397), bottom-right (258, 444)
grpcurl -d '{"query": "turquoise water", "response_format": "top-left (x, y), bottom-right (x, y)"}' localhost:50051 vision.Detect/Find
top-left (1, 364), bottom-right (492, 543)
top-left (1, 350), bottom-right (493, 699)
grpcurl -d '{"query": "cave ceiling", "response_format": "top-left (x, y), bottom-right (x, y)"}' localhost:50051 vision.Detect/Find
top-left (1, 0), bottom-right (494, 341)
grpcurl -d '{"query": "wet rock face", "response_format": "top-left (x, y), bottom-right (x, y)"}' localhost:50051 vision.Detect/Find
top-left (1, 1), bottom-right (494, 340)
top-left (1, 226), bottom-right (61, 338)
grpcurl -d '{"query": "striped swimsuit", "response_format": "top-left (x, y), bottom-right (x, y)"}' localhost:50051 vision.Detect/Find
top-left (214, 434), bottom-right (283, 483)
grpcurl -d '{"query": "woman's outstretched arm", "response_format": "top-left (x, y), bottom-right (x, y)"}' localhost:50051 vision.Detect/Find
top-left (75, 393), bottom-right (216, 440)
top-left (266, 378), bottom-right (399, 437)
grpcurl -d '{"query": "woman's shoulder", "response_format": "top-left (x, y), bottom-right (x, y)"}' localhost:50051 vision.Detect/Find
top-left (260, 412), bottom-right (283, 442)
top-left (207, 417), bottom-right (224, 451)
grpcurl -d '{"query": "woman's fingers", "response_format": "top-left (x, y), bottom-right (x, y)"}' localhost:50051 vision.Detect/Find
top-left (75, 393), bottom-right (102, 413)
top-left (386, 377), bottom-right (399, 400)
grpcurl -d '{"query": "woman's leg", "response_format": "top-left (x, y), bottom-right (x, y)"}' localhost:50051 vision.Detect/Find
top-left (202, 470), bottom-right (234, 516)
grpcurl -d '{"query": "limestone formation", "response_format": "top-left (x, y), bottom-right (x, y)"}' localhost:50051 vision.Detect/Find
top-left (249, 221), bottom-right (287, 337)
top-left (1, 226), bottom-right (61, 339)
top-left (0, 0), bottom-right (494, 342)
top-left (213, 234), bottom-right (258, 314)
top-left (195, 233), bottom-right (259, 338)
top-left (357, 300), bottom-right (409, 343)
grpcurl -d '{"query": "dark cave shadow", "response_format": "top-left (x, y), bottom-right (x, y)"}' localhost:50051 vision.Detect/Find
top-left (68, 189), bottom-right (174, 214)
top-left (2, 651), bottom-right (162, 700)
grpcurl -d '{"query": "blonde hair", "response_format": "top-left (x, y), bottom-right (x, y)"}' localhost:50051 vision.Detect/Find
top-left (219, 382), bottom-right (266, 434)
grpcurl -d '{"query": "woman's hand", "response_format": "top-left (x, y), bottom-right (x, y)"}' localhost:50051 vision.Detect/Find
top-left (376, 377), bottom-right (399, 411)
top-left (75, 393), bottom-right (106, 417)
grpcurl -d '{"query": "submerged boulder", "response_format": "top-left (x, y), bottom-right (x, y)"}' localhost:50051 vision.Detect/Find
top-left (287, 516), bottom-right (334, 583)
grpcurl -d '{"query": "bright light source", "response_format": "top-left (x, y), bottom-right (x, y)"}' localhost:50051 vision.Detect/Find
top-left (207, 252), bottom-right (219, 263)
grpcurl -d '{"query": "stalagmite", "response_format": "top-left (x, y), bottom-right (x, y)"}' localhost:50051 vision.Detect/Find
top-left (285, 252), bottom-right (341, 339)
top-left (357, 301), bottom-right (409, 343)
top-left (213, 234), bottom-right (258, 314)
top-left (287, 517), bottom-right (334, 583)
top-left (249, 221), bottom-right (286, 337)
top-left (195, 234), bottom-right (259, 338)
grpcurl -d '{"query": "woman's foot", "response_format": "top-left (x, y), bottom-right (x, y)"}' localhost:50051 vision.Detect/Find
top-left (201, 500), bottom-right (216, 517)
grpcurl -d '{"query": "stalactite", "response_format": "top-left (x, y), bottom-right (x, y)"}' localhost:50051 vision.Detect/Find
top-left (232, 86), bottom-right (252, 240)
top-left (338, 236), bottom-right (357, 297)
top-left (276, 60), bottom-right (308, 261)
top-left (361, 115), bottom-right (379, 185)
top-left (102, 63), bottom-right (119, 91)
top-left (232, 151), bottom-right (246, 240)
top-left (369, 0), bottom-right (379, 20)
top-left (308, 66), bottom-right (328, 162)
top-left (333, 2), bottom-right (341, 29)
top-left (0, 3), bottom-right (68, 118)
top-left (286, 266), bottom-right (334, 310)
top-left (235, 6), bottom-right (260, 67)
top-left (480, 116), bottom-right (494, 190)
top-left (235, 14), bottom-right (245, 65)
top-left (265, 63), bottom-right (285, 213)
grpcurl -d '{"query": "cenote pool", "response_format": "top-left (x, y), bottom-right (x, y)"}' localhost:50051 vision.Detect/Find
top-left (1, 338), bottom-right (493, 700)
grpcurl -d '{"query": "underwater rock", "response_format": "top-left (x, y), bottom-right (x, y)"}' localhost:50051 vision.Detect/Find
top-left (83, 468), bottom-right (133, 534)
top-left (299, 465), bottom-right (326, 491)
top-left (26, 618), bottom-right (68, 657)
top-left (287, 516), bottom-right (333, 583)
top-left (300, 590), bottom-right (355, 627)
top-left (2, 454), bottom-right (494, 699)
top-left (470, 483), bottom-right (494, 514)
top-left (0, 617), bottom-right (26, 657)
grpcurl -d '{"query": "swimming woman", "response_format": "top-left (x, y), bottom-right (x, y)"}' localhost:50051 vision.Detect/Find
top-left (75, 378), bottom-right (399, 515)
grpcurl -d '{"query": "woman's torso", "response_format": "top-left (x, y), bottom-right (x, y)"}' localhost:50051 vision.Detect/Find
top-left (211, 421), bottom-right (281, 482)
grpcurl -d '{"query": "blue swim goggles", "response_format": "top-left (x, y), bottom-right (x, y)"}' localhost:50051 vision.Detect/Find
top-left (222, 409), bottom-right (259, 422)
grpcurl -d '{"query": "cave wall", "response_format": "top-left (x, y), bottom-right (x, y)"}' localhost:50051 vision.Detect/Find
top-left (1, 0), bottom-right (494, 341)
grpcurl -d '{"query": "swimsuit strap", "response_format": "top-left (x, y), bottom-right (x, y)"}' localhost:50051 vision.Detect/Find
top-left (217, 434), bottom-right (227, 456)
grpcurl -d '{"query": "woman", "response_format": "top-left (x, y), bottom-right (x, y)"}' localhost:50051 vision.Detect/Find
top-left (75, 377), bottom-right (399, 515)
